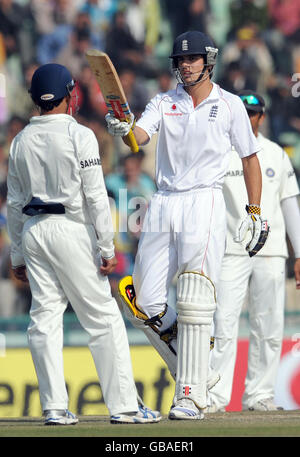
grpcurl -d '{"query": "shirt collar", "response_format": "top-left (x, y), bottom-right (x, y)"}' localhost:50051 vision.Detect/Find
top-left (29, 114), bottom-right (76, 124)
top-left (176, 82), bottom-right (221, 104)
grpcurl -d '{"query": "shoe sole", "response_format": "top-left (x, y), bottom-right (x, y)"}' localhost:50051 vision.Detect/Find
top-left (45, 420), bottom-right (78, 426)
top-left (168, 413), bottom-right (204, 420)
top-left (110, 418), bottom-right (160, 424)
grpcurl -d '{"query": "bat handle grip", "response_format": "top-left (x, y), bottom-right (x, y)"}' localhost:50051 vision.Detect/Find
top-left (125, 128), bottom-right (139, 153)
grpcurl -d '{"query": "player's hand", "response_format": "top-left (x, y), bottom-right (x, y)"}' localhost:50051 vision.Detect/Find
top-left (294, 258), bottom-right (300, 289)
top-left (105, 113), bottom-right (134, 137)
top-left (12, 265), bottom-right (28, 283)
top-left (100, 256), bottom-right (118, 276)
top-left (234, 204), bottom-right (270, 257)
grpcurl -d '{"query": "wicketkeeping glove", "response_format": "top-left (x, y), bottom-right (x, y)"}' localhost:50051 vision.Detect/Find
top-left (234, 204), bottom-right (270, 257)
top-left (105, 113), bottom-right (135, 137)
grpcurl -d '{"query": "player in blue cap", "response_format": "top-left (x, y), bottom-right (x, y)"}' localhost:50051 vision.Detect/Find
top-left (7, 63), bottom-right (161, 425)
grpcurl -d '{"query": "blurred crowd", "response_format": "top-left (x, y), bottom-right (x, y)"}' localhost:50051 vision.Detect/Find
top-left (0, 0), bottom-right (299, 317)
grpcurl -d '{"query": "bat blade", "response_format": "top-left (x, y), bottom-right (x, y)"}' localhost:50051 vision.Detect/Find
top-left (85, 49), bottom-right (139, 153)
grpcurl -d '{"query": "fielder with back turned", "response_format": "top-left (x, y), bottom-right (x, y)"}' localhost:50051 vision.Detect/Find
top-left (105, 31), bottom-right (269, 421)
top-left (6, 63), bottom-right (161, 425)
top-left (207, 91), bottom-right (300, 413)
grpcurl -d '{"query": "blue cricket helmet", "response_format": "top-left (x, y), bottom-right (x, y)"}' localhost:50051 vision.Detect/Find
top-left (169, 31), bottom-right (218, 66)
top-left (29, 63), bottom-right (75, 104)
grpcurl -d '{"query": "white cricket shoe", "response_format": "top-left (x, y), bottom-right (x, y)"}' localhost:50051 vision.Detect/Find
top-left (247, 398), bottom-right (284, 411)
top-left (169, 398), bottom-right (204, 420)
top-left (44, 409), bottom-right (78, 425)
top-left (110, 405), bottom-right (162, 424)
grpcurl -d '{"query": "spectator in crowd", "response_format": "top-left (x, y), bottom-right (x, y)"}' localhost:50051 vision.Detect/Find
top-left (221, 23), bottom-right (275, 93)
top-left (119, 65), bottom-right (150, 119)
top-left (75, 63), bottom-right (108, 121)
top-left (125, 0), bottom-right (161, 57)
top-left (228, 0), bottom-right (270, 39)
top-left (105, 8), bottom-right (144, 73)
top-left (36, 11), bottom-right (102, 66)
top-left (164, 0), bottom-right (209, 40)
top-left (80, 0), bottom-right (119, 45)
top-left (268, 0), bottom-right (300, 45)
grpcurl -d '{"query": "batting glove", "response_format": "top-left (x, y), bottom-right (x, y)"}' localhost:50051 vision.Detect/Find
top-left (234, 204), bottom-right (270, 257)
top-left (105, 113), bottom-right (134, 137)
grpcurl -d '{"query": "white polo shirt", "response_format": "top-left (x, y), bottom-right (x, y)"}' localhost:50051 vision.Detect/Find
top-left (136, 83), bottom-right (260, 192)
top-left (224, 133), bottom-right (300, 257)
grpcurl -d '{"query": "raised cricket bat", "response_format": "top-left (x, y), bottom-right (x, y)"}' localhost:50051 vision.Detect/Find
top-left (85, 49), bottom-right (139, 153)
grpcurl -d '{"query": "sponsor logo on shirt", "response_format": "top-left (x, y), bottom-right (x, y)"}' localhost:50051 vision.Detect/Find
top-left (225, 169), bottom-right (244, 177)
top-left (80, 157), bottom-right (101, 168)
top-left (164, 104), bottom-right (183, 116)
top-left (208, 104), bottom-right (218, 121)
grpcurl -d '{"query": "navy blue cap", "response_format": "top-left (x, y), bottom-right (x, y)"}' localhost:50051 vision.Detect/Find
top-left (29, 63), bottom-right (75, 103)
top-left (238, 90), bottom-right (265, 113)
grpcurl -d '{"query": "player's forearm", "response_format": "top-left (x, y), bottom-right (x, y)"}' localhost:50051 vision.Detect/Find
top-left (123, 125), bottom-right (149, 147)
top-left (7, 204), bottom-right (25, 267)
top-left (241, 153), bottom-right (262, 205)
top-left (281, 196), bottom-right (300, 258)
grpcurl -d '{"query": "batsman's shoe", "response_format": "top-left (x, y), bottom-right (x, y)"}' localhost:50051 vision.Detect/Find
top-left (246, 398), bottom-right (284, 411)
top-left (110, 405), bottom-right (162, 424)
top-left (118, 275), bottom-right (148, 320)
top-left (44, 409), bottom-right (78, 425)
top-left (169, 399), bottom-right (204, 420)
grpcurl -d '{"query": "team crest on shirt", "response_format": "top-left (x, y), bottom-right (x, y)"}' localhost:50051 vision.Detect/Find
top-left (208, 105), bottom-right (218, 121)
top-left (266, 167), bottom-right (275, 177)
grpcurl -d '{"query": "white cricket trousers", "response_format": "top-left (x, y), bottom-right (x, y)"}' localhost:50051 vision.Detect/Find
top-left (22, 214), bottom-right (138, 416)
top-left (209, 254), bottom-right (286, 410)
top-left (133, 188), bottom-right (227, 317)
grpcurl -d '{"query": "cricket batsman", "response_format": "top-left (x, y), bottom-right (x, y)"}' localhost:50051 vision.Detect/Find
top-left (105, 31), bottom-right (270, 420)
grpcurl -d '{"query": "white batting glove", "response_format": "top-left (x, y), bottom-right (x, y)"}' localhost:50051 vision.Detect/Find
top-left (234, 205), bottom-right (270, 257)
top-left (105, 113), bottom-right (134, 137)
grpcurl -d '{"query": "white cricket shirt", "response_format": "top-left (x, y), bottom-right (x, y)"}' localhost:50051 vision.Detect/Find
top-left (224, 133), bottom-right (300, 257)
top-left (136, 83), bottom-right (260, 191)
top-left (7, 114), bottom-right (115, 266)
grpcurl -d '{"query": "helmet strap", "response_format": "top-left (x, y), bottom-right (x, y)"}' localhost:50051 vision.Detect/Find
top-left (173, 64), bottom-right (213, 87)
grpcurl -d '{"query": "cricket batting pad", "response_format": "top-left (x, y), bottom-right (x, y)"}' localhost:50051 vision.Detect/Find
top-left (175, 272), bottom-right (216, 409)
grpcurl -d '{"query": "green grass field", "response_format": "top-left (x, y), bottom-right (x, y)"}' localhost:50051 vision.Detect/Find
top-left (1, 410), bottom-right (300, 438)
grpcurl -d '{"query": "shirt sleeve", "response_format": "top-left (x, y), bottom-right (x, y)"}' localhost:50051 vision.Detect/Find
top-left (281, 195), bottom-right (300, 258)
top-left (7, 137), bottom-right (26, 267)
top-left (279, 150), bottom-right (300, 201)
top-left (136, 94), bottom-right (161, 141)
top-left (229, 96), bottom-right (261, 159)
top-left (75, 128), bottom-right (115, 259)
